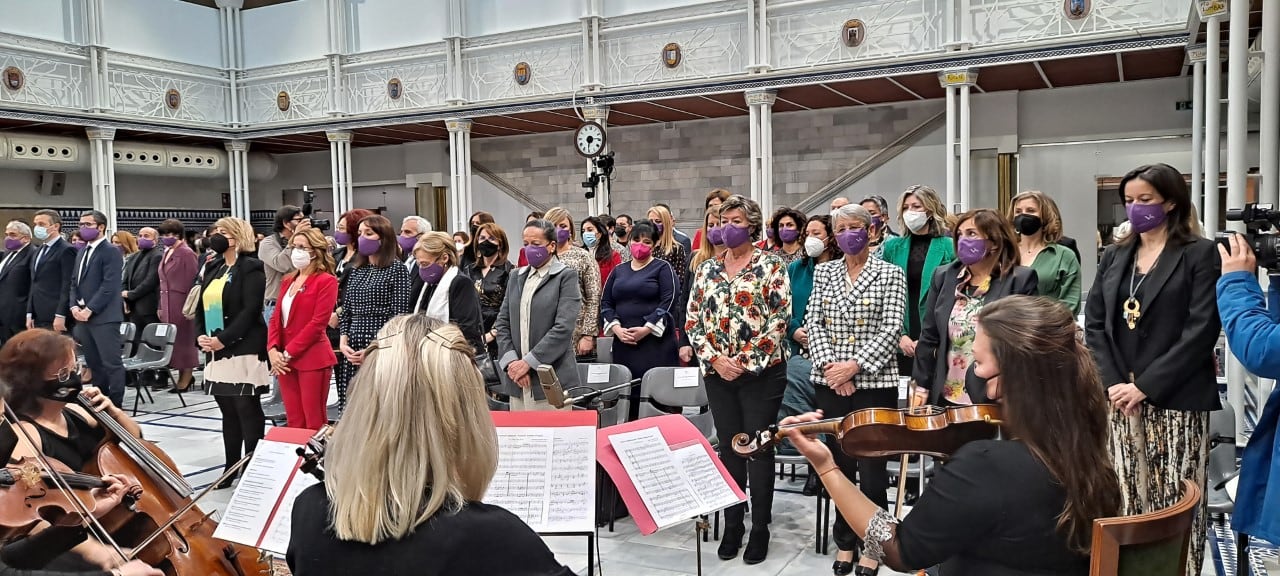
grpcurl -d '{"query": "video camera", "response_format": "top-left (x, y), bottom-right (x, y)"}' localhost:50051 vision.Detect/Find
top-left (1217, 203), bottom-right (1280, 269)
top-left (301, 186), bottom-right (331, 231)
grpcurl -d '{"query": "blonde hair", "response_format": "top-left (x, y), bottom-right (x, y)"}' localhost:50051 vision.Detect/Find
top-left (1009, 190), bottom-right (1065, 244)
top-left (413, 231), bottom-right (459, 267)
top-left (647, 205), bottom-right (677, 254)
top-left (213, 217), bottom-right (256, 253)
top-left (289, 228), bottom-right (337, 277)
top-left (111, 230), bottom-right (138, 254)
top-left (896, 185), bottom-right (949, 237)
top-left (325, 315), bottom-right (497, 544)
top-left (543, 207), bottom-right (575, 243)
top-left (692, 204), bottom-right (722, 271)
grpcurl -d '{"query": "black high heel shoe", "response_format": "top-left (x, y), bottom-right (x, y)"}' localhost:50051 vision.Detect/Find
top-left (853, 565), bottom-right (879, 576)
top-left (832, 560), bottom-right (854, 575)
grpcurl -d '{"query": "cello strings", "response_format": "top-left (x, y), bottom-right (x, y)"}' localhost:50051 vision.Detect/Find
top-left (77, 394), bottom-right (192, 495)
top-left (123, 452), bottom-right (254, 561)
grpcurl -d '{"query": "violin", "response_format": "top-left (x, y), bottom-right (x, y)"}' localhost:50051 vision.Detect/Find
top-left (732, 404), bottom-right (1004, 460)
top-left (74, 394), bottom-right (269, 576)
top-left (296, 425), bottom-right (334, 482)
top-left (0, 455), bottom-right (140, 541)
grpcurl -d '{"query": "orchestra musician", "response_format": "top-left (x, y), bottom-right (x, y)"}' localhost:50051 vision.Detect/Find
top-left (785, 295), bottom-right (1121, 576)
top-left (287, 315), bottom-right (573, 575)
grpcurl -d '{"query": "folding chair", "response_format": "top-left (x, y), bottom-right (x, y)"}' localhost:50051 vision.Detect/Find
top-left (574, 363), bottom-right (633, 428)
top-left (261, 380), bottom-right (286, 426)
top-left (119, 322), bottom-right (136, 359)
top-left (122, 323), bottom-right (178, 415)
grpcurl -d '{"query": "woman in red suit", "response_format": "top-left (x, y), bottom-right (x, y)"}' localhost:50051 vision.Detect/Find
top-left (268, 228), bottom-right (339, 430)
top-left (156, 218), bottom-right (200, 392)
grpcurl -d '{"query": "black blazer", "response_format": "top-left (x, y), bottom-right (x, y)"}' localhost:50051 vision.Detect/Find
top-left (195, 255), bottom-right (268, 361)
top-left (410, 270), bottom-right (485, 354)
top-left (1084, 237), bottom-right (1221, 411)
top-left (27, 238), bottom-right (77, 324)
top-left (0, 245), bottom-right (34, 332)
top-left (914, 261), bottom-right (1039, 403)
top-left (69, 241), bottom-right (125, 325)
top-left (124, 246), bottom-right (163, 319)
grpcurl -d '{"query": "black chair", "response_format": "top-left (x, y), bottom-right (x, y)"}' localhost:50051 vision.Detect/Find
top-left (119, 322), bottom-right (137, 359)
top-left (122, 323), bottom-right (179, 415)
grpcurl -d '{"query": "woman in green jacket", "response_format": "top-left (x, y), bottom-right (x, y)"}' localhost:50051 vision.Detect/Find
top-left (880, 185), bottom-right (955, 378)
top-left (1009, 190), bottom-right (1082, 314)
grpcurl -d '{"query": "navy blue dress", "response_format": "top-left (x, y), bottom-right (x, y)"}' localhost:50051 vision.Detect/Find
top-left (601, 259), bottom-right (680, 418)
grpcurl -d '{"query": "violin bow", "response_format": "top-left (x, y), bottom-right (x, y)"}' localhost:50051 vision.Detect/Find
top-left (121, 451), bottom-right (253, 561)
top-left (1, 405), bottom-right (129, 563)
top-left (894, 380), bottom-right (915, 520)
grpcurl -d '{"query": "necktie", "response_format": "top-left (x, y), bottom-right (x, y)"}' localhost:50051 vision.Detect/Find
top-left (33, 244), bottom-right (47, 273)
top-left (78, 245), bottom-right (92, 283)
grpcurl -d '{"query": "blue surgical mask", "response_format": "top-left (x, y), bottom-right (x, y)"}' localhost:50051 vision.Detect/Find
top-left (34, 226), bottom-right (49, 241)
top-left (582, 231), bottom-right (598, 247)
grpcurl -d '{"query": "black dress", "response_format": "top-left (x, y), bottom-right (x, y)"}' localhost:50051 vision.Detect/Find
top-left (898, 234), bottom-right (931, 376)
top-left (24, 410), bottom-right (104, 472)
top-left (287, 484), bottom-right (574, 576)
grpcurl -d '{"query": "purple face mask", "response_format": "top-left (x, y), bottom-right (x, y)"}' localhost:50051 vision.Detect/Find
top-left (137, 238), bottom-right (155, 251)
top-left (72, 240), bottom-right (87, 252)
top-left (1126, 202), bottom-right (1167, 234)
top-left (651, 221), bottom-right (664, 234)
top-left (766, 228), bottom-right (777, 241)
top-left (4, 238), bottom-right (23, 252)
top-left (721, 224), bottom-right (752, 249)
top-left (779, 228), bottom-right (800, 244)
top-left (356, 235), bottom-right (380, 256)
top-left (78, 226), bottom-right (100, 242)
top-left (397, 235), bottom-right (418, 254)
top-left (418, 262), bottom-right (445, 284)
top-left (334, 231), bottom-right (351, 246)
top-left (524, 244), bottom-right (551, 268)
top-left (707, 225), bottom-right (725, 246)
top-left (956, 237), bottom-right (989, 266)
top-left (836, 229), bottom-right (869, 256)
top-left (556, 227), bottom-right (571, 245)
top-left (161, 236), bottom-right (177, 247)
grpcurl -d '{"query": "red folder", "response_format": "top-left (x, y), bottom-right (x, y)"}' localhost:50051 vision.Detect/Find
top-left (264, 426), bottom-right (314, 445)
top-left (596, 414), bottom-right (747, 535)
top-left (491, 410), bottom-right (598, 428)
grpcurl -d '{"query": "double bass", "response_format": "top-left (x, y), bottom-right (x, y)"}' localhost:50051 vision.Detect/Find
top-left (73, 395), bottom-right (270, 576)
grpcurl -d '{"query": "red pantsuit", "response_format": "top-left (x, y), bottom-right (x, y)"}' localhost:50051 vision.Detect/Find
top-left (267, 272), bottom-right (339, 430)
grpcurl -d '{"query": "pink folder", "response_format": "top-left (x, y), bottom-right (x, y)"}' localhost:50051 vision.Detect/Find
top-left (596, 414), bottom-right (747, 535)
top-left (491, 410), bottom-right (599, 428)
top-left (264, 426), bottom-right (315, 445)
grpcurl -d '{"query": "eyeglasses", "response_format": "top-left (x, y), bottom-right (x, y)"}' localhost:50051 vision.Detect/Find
top-left (54, 361), bottom-right (85, 383)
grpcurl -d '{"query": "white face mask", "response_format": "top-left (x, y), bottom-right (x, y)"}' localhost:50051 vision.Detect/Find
top-left (290, 248), bottom-right (313, 270)
top-left (455, 242), bottom-right (465, 253)
top-left (803, 236), bottom-right (825, 258)
top-left (903, 210), bottom-right (930, 233)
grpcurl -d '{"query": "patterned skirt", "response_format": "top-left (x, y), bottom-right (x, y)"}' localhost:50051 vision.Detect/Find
top-left (1109, 405), bottom-right (1208, 574)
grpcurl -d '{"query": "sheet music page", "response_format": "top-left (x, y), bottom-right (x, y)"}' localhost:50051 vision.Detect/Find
top-left (609, 428), bottom-right (701, 530)
top-left (485, 426), bottom-right (596, 533)
top-left (672, 444), bottom-right (743, 513)
top-left (258, 471), bottom-right (320, 554)
top-left (213, 440), bottom-right (301, 548)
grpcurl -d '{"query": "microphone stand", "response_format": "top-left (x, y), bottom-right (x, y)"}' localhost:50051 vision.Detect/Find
top-left (557, 377), bottom-right (643, 408)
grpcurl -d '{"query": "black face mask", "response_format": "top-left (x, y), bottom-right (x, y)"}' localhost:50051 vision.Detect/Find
top-left (614, 227), bottom-right (627, 240)
top-left (1012, 214), bottom-right (1043, 236)
top-left (477, 241), bottom-right (499, 257)
top-left (469, 224), bottom-right (480, 237)
top-left (208, 233), bottom-right (230, 254)
top-left (42, 372), bottom-right (84, 403)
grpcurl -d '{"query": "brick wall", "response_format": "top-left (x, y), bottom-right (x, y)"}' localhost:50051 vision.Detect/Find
top-left (470, 99), bottom-right (943, 225)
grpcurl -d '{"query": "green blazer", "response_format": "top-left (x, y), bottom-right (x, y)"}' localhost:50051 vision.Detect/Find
top-left (880, 234), bottom-right (955, 336)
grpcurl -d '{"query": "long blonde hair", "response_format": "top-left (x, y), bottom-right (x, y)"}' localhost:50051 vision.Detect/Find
top-left (647, 205), bottom-right (677, 254)
top-left (896, 185), bottom-right (949, 238)
top-left (324, 315), bottom-right (498, 544)
top-left (691, 204), bottom-right (722, 271)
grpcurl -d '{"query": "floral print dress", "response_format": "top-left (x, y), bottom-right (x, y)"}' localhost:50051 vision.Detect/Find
top-left (685, 250), bottom-right (792, 375)
top-left (942, 268), bottom-right (989, 405)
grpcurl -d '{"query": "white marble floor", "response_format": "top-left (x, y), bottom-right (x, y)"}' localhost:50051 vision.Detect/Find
top-left (130, 386), bottom-right (1258, 576)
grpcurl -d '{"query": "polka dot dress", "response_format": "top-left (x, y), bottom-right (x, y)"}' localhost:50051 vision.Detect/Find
top-left (336, 262), bottom-right (412, 412)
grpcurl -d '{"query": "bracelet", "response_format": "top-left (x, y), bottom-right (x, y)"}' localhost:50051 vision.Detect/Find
top-left (862, 508), bottom-right (900, 563)
top-left (818, 466), bottom-right (841, 478)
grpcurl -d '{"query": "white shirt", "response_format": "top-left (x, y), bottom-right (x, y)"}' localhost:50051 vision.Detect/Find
top-left (281, 288), bottom-right (297, 326)
top-left (79, 236), bottom-right (107, 282)
top-left (519, 265), bottom-right (549, 356)
top-left (0, 243), bottom-right (27, 276)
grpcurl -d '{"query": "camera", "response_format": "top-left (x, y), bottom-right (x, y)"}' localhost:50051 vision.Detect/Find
top-left (1217, 203), bottom-right (1280, 269)
top-left (582, 151), bottom-right (616, 200)
top-left (301, 186), bottom-right (331, 231)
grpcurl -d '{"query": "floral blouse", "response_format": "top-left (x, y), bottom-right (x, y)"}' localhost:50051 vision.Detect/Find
top-left (686, 249), bottom-right (792, 376)
top-left (943, 268), bottom-right (989, 405)
top-left (556, 246), bottom-right (601, 341)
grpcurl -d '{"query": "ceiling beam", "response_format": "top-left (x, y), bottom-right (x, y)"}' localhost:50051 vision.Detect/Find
top-left (1033, 61), bottom-right (1054, 88)
top-left (473, 121), bottom-right (537, 134)
top-left (1116, 53), bottom-right (1126, 82)
top-left (609, 108), bottom-right (664, 124)
top-left (818, 83), bottom-right (865, 105)
top-left (646, 100), bottom-right (709, 119)
top-left (701, 95), bottom-right (747, 112)
top-left (886, 77), bottom-right (925, 100)
top-left (776, 96), bottom-right (810, 110)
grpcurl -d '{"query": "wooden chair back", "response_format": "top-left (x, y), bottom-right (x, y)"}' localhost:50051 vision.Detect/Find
top-left (1089, 479), bottom-right (1201, 576)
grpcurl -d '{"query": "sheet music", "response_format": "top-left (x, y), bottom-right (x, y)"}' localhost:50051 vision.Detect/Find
top-left (484, 426), bottom-right (596, 533)
top-left (258, 471), bottom-right (320, 554)
top-left (213, 440), bottom-right (302, 550)
top-left (672, 444), bottom-right (741, 512)
top-left (609, 428), bottom-right (702, 530)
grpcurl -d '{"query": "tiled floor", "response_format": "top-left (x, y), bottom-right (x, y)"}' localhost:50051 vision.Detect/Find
top-left (131, 386), bottom-right (1267, 576)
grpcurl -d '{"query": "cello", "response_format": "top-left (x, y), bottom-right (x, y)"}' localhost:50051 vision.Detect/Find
top-left (73, 394), bottom-right (270, 576)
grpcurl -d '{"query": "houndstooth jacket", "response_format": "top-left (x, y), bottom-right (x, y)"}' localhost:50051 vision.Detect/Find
top-left (805, 256), bottom-right (907, 390)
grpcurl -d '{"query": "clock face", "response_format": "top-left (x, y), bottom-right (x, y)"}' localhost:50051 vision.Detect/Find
top-left (575, 122), bottom-right (606, 158)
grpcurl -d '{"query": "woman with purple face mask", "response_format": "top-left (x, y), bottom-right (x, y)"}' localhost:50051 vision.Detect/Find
top-left (543, 207), bottom-right (601, 359)
top-left (336, 214), bottom-right (412, 413)
top-left (1084, 163), bottom-right (1218, 575)
top-left (912, 209), bottom-right (1037, 409)
top-left (409, 232), bottom-right (484, 354)
top-left (768, 208), bottom-right (807, 266)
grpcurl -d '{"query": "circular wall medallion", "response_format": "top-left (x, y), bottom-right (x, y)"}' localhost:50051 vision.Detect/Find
top-left (277, 91), bottom-right (291, 112)
top-left (1064, 0), bottom-right (1091, 19)
top-left (387, 77), bottom-right (403, 100)
top-left (164, 88), bottom-right (182, 110)
top-left (842, 19), bottom-right (867, 48)
top-left (662, 43), bottom-right (682, 68)
top-left (513, 62), bottom-right (532, 86)
top-left (3, 67), bottom-right (24, 91)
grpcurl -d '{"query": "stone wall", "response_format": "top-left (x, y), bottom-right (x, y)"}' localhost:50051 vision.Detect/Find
top-left (469, 99), bottom-right (943, 226)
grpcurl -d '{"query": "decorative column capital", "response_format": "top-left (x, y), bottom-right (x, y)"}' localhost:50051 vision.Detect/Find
top-left (745, 90), bottom-right (777, 107)
top-left (937, 69), bottom-right (980, 88)
top-left (85, 127), bottom-right (116, 141)
top-left (214, 0), bottom-right (244, 8)
top-left (583, 106), bottom-right (610, 122)
top-left (1196, 0), bottom-right (1228, 20)
top-left (224, 140), bottom-right (250, 153)
top-left (445, 119), bottom-right (473, 133)
top-left (326, 130), bottom-right (353, 143)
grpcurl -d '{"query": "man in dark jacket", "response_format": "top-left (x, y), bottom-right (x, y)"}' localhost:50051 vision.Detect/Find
top-left (124, 226), bottom-right (163, 387)
top-left (0, 221), bottom-right (34, 347)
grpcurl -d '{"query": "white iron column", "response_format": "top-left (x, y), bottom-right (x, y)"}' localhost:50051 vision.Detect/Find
top-left (581, 0), bottom-right (604, 90)
top-left (1203, 4), bottom-right (1226, 236)
top-left (1262, 0), bottom-right (1280, 206)
top-left (446, 119), bottom-right (473, 232)
top-left (584, 105), bottom-right (610, 215)
top-left (1227, 0), bottom-right (1249, 232)
top-left (444, 0), bottom-right (466, 105)
top-left (327, 131), bottom-right (353, 217)
top-left (86, 128), bottom-right (117, 231)
top-left (746, 90), bottom-right (776, 217)
top-left (1190, 46), bottom-right (1206, 222)
top-left (216, 0), bottom-right (244, 125)
top-left (324, 0), bottom-right (348, 115)
top-left (225, 141), bottom-right (250, 220)
top-left (84, 0), bottom-right (110, 112)
top-left (745, 0), bottom-right (771, 72)
top-left (939, 70), bottom-right (978, 212)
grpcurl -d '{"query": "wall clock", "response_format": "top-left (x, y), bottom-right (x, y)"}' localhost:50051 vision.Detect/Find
top-left (574, 121), bottom-right (607, 158)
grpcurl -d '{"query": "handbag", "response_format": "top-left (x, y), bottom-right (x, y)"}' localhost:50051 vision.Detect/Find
top-left (476, 351), bottom-right (501, 389)
top-left (181, 283), bottom-right (201, 320)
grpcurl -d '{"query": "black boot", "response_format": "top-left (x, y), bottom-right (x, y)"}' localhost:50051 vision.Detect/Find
top-left (717, 523), bottom-right (745, 560)
top-left (743, 526), bottom-right (769, 565)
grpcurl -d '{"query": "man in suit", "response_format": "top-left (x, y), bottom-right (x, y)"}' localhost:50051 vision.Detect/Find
top-left (399, 216), bottom-right (430, 271)
top-left (0, 221), bottom-right (35, 346)
top-left (123, 226), bottom-right (163, 387)
top-left (27, 209), bottom-right (76, 334)
top-left (70, 210), bottom-right (126, 406)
